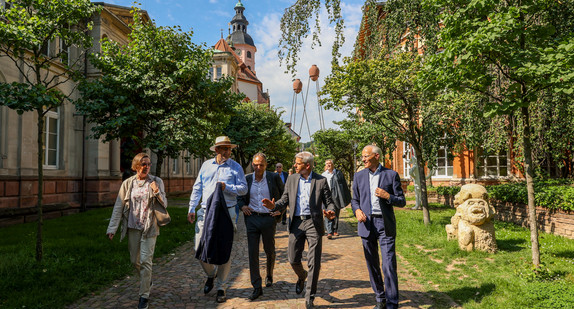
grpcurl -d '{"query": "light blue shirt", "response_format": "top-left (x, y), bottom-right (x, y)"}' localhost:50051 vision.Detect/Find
top-left (188, 158), bottom-right (247, 214)
top-left (294, 173), bottom-right (312, 216)
top-left (369, 164), bottom-right (383, 215)
top-left (248, 172), bottom-right (271, 213)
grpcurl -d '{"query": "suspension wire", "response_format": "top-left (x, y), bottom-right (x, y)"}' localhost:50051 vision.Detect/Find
top-left (290, 91), bottom-right (297, 126)
top-left (300, 76), bottom-right (313, 143)
top-left (315, 79), bottom-right (325, 130)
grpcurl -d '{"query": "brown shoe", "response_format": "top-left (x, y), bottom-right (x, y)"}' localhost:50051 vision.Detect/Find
top-left (327, 233), bottom-right (333, 239)
top-left (333, 232), bottom-right (339, 236)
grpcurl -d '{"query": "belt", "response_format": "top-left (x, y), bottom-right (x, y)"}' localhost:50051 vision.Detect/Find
top-left (295, 215), bottom-right (312, 220)
top-left (371, 214), bottom-right (383, 218)
top-left (252, 212), bottom-right (272, 217)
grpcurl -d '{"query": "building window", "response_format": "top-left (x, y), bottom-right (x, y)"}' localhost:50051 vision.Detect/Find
top-left (43, 109), bottom-right (60, 168)
top-left (402, 142), bottom-right (412, 178)
top-left (247, 51), bottom-right (252, 58)
top-left (433, 147), bottom-right (453, 178)
top-left (186, 156), bottom-right (192, 175)
top-left (477, 150), bottom-right (508, 177)
top-left (215, 66), bottom-right (222, 80)
top-left (172, 157), bottom-right (178, 174)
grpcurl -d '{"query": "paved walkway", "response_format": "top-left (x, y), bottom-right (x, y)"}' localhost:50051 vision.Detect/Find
top-left (72, 207), bottom-right (459, 309)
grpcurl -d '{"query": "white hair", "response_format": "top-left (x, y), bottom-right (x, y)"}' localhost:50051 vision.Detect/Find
top-left (295, 151), bottom-right (314, 166)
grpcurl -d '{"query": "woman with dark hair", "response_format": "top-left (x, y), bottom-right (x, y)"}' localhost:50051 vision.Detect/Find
top-left (106, 152), bottom-right (167, 309)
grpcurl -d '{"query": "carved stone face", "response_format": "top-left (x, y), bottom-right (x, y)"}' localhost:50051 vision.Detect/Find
top-left (458, 198), bottom-right (494, 225)
top-left (454, 184), bottom-right (489, 207)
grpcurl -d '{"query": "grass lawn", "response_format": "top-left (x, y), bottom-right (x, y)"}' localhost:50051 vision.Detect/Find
top-left (0, 205), bottom-right (194, 309)
top-left (346, 205), bottom-right (574, 308)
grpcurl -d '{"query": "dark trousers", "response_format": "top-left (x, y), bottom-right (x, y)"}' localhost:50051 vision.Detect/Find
top-left (288, 216), bottom-right (322, 302)
top-left (245, 214), bottom-right (277, 288)
top-left (362, 216), bottom-right (399, 309)
top-left (324, 208), bottom-right (341, 234)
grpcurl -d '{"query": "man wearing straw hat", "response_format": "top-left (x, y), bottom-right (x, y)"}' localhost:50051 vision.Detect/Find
top-left (188, 136), bottom-right (247, 303)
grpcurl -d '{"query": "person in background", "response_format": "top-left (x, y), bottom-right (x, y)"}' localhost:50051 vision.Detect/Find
top-left (106, 152), bottom-right (167, 309)
top-left (275, 162), bottom-right (289, 224)
top-left (187, 136), bottom-right (247, 303)
top-left (322, 159), bottom-right (351, 239)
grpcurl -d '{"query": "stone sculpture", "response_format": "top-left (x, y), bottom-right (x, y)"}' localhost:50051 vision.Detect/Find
top-left (446, 184), bottom-right (497, 253)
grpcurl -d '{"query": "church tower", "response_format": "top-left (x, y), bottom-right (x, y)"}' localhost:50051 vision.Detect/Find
top-left (227, 0), bottom-right (256, 73)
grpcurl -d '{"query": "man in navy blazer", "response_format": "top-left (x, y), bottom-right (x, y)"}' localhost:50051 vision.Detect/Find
top-left (351, 145), bottom-right (405, 309)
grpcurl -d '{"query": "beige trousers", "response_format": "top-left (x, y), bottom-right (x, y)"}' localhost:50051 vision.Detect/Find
top-left (128, 228), bottom-right (157, 298)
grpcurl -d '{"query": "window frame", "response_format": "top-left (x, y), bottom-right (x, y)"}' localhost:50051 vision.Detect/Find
top-left (43, 108), bottom-right (60, 169)
top-left (476, 149), bottom-right (509, 179)
top-left (432, 146), bottom-right (453, 179)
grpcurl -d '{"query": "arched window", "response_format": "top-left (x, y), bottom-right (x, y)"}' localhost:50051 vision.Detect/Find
top-left (247, 51), bottom-right (252, 58)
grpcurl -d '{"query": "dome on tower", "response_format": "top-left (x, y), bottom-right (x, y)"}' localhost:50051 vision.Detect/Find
top-left (226, 0), bottom-right (255, 47)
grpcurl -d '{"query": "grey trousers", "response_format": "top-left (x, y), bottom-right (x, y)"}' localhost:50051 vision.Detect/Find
top-left (288, 217), bottom-right (322, 302)
top-left (128, 228), bottom-right (157, 298)
top-left (245, 214), bottom-right (277, 288)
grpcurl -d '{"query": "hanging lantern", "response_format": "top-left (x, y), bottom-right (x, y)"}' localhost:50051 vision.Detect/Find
top-left (309, 64), bottom-right (320, 81)
top-left (293, 79), bottom-right (302, 93)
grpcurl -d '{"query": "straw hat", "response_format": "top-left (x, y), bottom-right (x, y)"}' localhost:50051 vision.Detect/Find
top-left (210, 136), bottom-right (238, 152)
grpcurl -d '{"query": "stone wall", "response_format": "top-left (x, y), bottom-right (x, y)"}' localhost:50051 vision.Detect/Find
top-left (428, 192), bottom-right (574, 240)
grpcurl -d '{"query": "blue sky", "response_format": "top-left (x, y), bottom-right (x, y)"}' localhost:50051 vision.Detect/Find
top-left (104, 0), bottom-right (365, 142)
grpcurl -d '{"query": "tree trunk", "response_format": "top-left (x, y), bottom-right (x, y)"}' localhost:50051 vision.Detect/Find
top-left (36, 109), bottom-right (44, 262)
top-left (521, 106), bottom-right (540, 267)
top-left (155, 151), bottom-right (164, 178)
top-left (414, 147), bottom-right (431, 225)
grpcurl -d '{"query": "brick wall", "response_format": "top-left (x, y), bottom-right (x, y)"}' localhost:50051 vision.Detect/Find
top-left (0, 176), bottom-right (196, 227)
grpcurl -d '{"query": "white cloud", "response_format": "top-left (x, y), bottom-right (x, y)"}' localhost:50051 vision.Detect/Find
top-left (252, 1), bottom-right (363, 143)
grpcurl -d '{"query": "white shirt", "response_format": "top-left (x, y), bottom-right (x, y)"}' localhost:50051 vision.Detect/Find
top-left (295, 173), bottom-right (312, 216)
top-left (322, 170), bottom-right (334, 189)
top-left (248, 172), bottom-right (271, 213)
top-left (369, 164), bottom-right (383, 215)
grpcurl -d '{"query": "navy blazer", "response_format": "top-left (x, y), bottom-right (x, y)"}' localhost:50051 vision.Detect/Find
top-left (274, 171), bottom-right (335, 236)
top-left (238, 172), bottom-right (285, 210)
top-left (278, 171), bottom-right (289, 183)
top-left (351, 166), bottom-right (406, 238)
top-left (195, 183), bottom-right (234, 265)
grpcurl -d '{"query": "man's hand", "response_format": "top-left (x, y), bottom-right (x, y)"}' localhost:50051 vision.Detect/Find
top-left (262, 198), bottom-right (275, 210)
top-left (150, 181), bottom-right (159, 194)
top-left (107, 233), bottom-right (114, 240)
top-left (323, 209), bottom-right (336, 220)
top-left (355, 209), bottom-right (367, 222)
top-left (375, 187), bottom-right (390, 200)
top-left (187, 212), bottom-right (196, 224)
top-left (270, 210), bottom-right (281, 217)
top-left (219, 182), bottom-right (226, 191)
top-left (241, 206), bottom-right (252, 216)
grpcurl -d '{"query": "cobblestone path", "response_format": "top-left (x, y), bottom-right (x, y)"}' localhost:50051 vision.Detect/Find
top-left (71, 207), bottom-right (458, 309)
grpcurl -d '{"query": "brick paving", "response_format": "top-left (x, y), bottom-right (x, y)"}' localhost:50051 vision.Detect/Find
top-left (71, 206), bottom-right (459, 309)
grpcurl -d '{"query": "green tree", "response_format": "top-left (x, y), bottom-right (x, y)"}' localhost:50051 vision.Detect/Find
top-left (313, 119), bottom-right (393, 182)
top-left (322, 52), bottom-right (461, 225)
top-left (226, 103), bottom-right (298, 170)
top-left (77, 9), bottom-right (242, 177)
top-left (425, 0), bottom-right (574, 266)
top-left (0, 0), bottom-right (99, 262)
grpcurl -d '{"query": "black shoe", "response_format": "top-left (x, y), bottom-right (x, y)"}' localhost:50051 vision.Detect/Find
top-left (137, 297), bottom-right (149, 309)
top-left (216, 289), bottom-right (227, 303)
top-left (265, 276), bottom-right (273, 287)
top-left (306, 298), bottom-right (314, 309)
top-left (296, 270), bottom-right (307, 294)
top-left (374, 300), bottom-right (386, 309)
top-left (203, 277), bottom-right (214, 294)
top-left (248, 287), bottom-right (263, 300)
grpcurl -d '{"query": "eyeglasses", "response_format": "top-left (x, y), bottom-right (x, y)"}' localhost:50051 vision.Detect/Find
top-left (140, 163), bottom-right (152, 167)
top-left (361, 154), bottom-right (374, 159)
